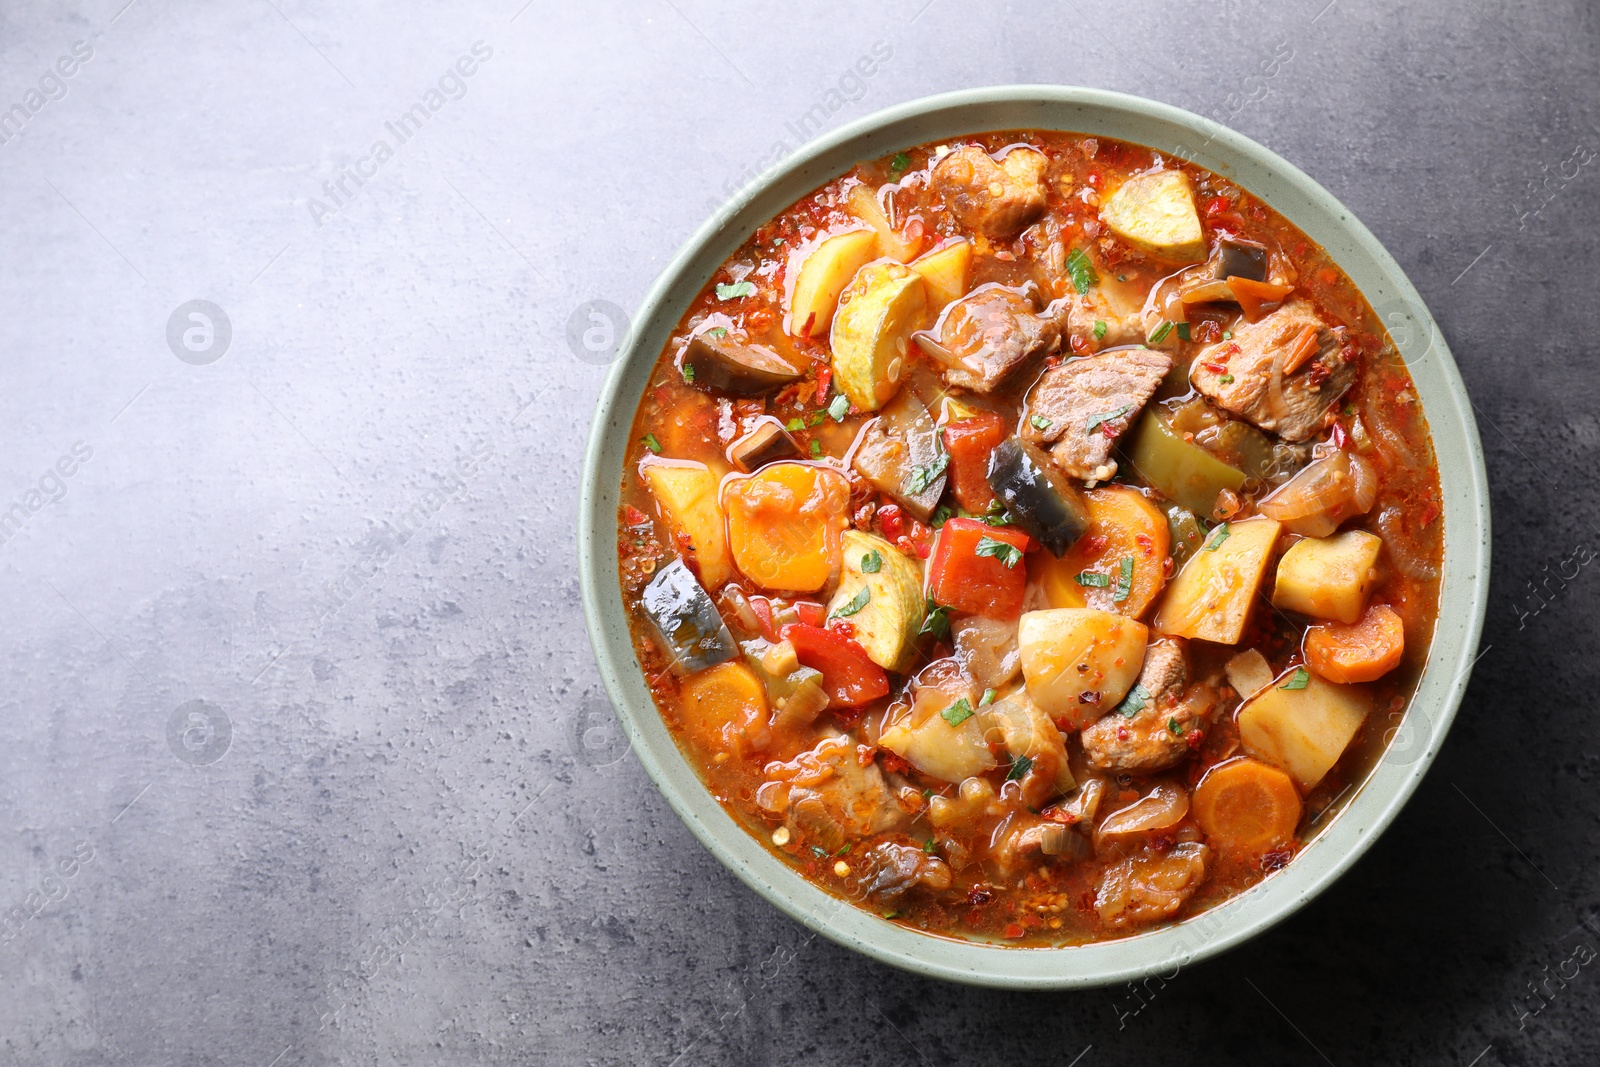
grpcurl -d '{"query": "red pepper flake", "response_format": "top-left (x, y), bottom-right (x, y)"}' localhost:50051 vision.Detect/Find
top-left (1329, 422), bottom-right (1349, 449)
top-left (1079, 533), bottom-right (1108, 555)
top-left (623, 505), bottom-right (648, 526)
top-left (856, 744), bottom-right (876, 767)
top-left (798, 310), bottom-right (817, 339)
top-left (1203, 195), bottom-right (1230, 217)
top-left (814, 366), bottom-right (832, 406)
top-left (878, 503), bottom-right (906, 541)
top-left (878, 750), bottom-right (911, 776)
top-left (828, 618), bottom-right (857, 640)
top-left (1069, 333), bottom-right (1091, 355)
top-left (1186, 728), bottom-right (1205, 751)
top-left (1201, 361), bottom-right (1229, 374)
top-left (1419, 501), bottom-right (1440, 527)
top-left (1003, 922), bottom-right (1026, 939)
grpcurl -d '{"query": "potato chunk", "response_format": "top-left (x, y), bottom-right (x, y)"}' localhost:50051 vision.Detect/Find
top-left (1238, 671), bottom-right (1368, 790)
top-left (1099, 170), bottom-right (1206, 263)
top-left (986, 693), bottom-right (1076, 799)
top-left (1017, 609), bottom-right (1148, 729)
top-left (825, 530), bottom-right (924, 672)
top-left (831, 261), bottom-right (927, 411)
top-left (640, 459), bottom-right (732, 589)
top-left (1272, 529), bottom-right (1383, 624)
top-left (909, 238), bottom-right (972, 310)
top-left (1154, 517), bottom-right (1281, 644)
top-left (787, 229), bottom-right (878, 337)
top-left (878, 667), bottom-right (995, 783)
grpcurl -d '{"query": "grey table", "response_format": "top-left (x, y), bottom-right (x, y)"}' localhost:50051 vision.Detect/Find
top-left (1, 0), bottom-right (1595, 1063)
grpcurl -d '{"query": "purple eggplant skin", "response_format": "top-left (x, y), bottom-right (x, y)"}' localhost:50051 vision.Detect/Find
top-left (729, 419), bottom-right (803, 473)
top-left (640, 559), bottom-right (738, 675)
top-left (683, 333), bottom-right (802, 395)
top-left (1212, 236), bottom-right (1269, 284)
top-left (985, 436), bottom-right (1091, 557)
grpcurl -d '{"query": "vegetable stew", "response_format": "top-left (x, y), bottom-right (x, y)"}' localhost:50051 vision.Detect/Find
top-left (615, 131), bottom-right (1442, 946)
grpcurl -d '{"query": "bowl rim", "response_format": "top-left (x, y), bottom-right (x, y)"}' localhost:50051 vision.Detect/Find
top-left (578, 84), bottom-right (1490, 989)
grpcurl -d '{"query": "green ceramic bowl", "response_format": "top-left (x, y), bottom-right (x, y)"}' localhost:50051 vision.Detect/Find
top-left (579, 86), bottom-right (1490, 989)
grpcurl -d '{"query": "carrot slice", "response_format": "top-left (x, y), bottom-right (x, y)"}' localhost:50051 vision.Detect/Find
top-left (1281, 324), bottom-right (1321, 375)
top-left (1304, 603), bottom-right (1406, 683)
top-left (678, 661), bottom-right (770, 759)
top-left (1192, 757), bottom-right (1302, 854)
top-left (1227, 277), bottom-right (1294, 322)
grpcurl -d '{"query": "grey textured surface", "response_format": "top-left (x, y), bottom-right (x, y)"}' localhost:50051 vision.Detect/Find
top-left (0, 0), bottom-right (1595, 1064)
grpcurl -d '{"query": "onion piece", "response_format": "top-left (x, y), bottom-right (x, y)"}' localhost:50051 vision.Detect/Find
top-left (1095, 781), bottom-right (1190, 852)
top-left (1257, 450), bottom-right (1374, 538)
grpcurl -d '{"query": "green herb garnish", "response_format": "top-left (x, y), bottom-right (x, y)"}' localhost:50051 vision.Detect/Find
top-left (919, 598), bottom-right (952, 640)
top-left (1117, 684), bottom-right (1150, 718)
top-left (1167, 716), bottom-right (1184, 735)
top-left (980, 688), bottom-right (996, 706)
top-left (941, 697), bottom-right (974, 727)
top-left (832, 585), bottom-right (871, 619)
top-left (681, 363), bottom-right (696, 383)
top-left (1085, 404), bottom-right (1134, 434)
top-left (1204, 522), bottom-right (1231, 551)
top-left (861, 549), bottom-right (883, 574)
top-left (809, 438), bottom-right (822, 457)
top-left (1113, 556), bottom-right (1133, 603)
top-left (1006, 754), bottom-right (1034, 781)
top-left (890, 152), bottom-right (911, 176)
top-left (930, 505), bottom-right (953, 528)
top-left (1280, 667), bottom-right (1311, 691)
top-left (1030, 415), bottom-right (1052, 431)
top-left (785, 417), bottom-right (805, 432)
top-left (828, 394), bottom-right (850, 422)
top-left (1222, 330), bottom-right (1233, 340)
top-left (981, 501), bottom-right (1012, 526)
top-left (715, 280), bottom-right (755, 300)
top-left (921, 839), bottom-right (937, 855)
top-left (906, 452), bottom-right (949, 494)
top-left (975, 535), bottom-right (1023, 569)
top-left (808, 410), bottom-right (826, 427)
top-left (1093, 319), bottom-right (1108, 340)
top-left (641, 433), bottom-right (662, 454)
top-left (706, 326), bottom-right (728, 339)
top-left (1176, 321), bottom-right (1192, 342)
top-left (1148, 320), bottom-right (1174, 344)
top-left (1219, 374), bottom-right (1235, 384)
top-left (1066, 248), bottom-right (1098, 295)
top-left (1075, 571), bottom-right (1111, 588)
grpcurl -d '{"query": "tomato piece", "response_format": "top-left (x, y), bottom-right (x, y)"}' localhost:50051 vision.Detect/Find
top-left (926, 518), bottom-right (1031, 619)
top-left (792, 601), bottom-right (827, 628)
top-left (941, 412), bottom-right (1008, 514)
top-left (748, 595), bottom-right (778, 641)
top-left (781, 623), bottom-right (890, 707)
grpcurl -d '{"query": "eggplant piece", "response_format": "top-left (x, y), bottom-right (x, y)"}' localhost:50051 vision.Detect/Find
top-left (985, 437), bottom-right (1091, 557)
top-left (728, 418), bottom-right (802, 473)
top-left (640, 559), bottom-right (738, 676)
top-left (851, 387), bottom-right (946, 521)
top-left (682, 332), bottom-right (802, 396)
top-left (1211, 236), bottom-right (1269, 284)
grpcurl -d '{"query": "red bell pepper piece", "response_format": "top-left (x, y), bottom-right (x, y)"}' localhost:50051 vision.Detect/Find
top-left (926, 518), bottom-right (1031, 620)
top-left (781, 623), bottom-right (889, 707)
top-left (792, 600), bottom-right (826, 628)
top-left (748, 596), bottom-right (778, 642)
top-left (941, 412), bottom-right (1007, 514)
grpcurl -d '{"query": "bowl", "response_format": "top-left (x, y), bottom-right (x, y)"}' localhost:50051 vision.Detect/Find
top-left (578, 86), bottom-right (1490, 989)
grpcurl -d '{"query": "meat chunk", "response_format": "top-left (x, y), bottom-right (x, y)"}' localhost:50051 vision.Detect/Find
top-left (921, 282), bottom-right (1068, 394)
top-left (1190, 299), bottom-right (1356, 441)
top-left (930, 144), bottom-right (1048, 240)
top-left (1082, 639), bottom-right (1218, 774)
top-left (757, 733), bottom-right (905, 852)
top-left (1022, 349), bottom-right (1171, 480)
top-left (858, 841), bottom-right (952, 903)
top-left (1064, 289), bottom-right (1145, 350)
top-left (1094, 842), bottom-right (1211, 928)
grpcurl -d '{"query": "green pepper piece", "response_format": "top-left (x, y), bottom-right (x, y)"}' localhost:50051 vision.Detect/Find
top-left (1123, 412), bottom-right (1247, 518)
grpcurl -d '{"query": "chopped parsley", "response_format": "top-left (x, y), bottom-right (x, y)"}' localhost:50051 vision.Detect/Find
top-left (706, 326), bottom-right (728, 339)
top-left (785, 417), bottom-right (805, 432)
top-left (681, 363), bottom-right (696, 383)
top-left (641, 433), bottom-right (662, 454)
top-left (1006, 754), bottom-right (1035, 781)
top-left (1176, 321), bottom-right (1192, 342)
top-left (930, 504), bottom-right (953, 528)
top-left (1030, 414), bottom-right (1053, 431)
top-left (1085, 404), bottom-right (1134, 434)
top-left (1113, 556), bottom-right (1134, 603)
top-left (1222, 330), bottom-right (1234, 340)
top-left (808, 410), bottom-right (827, 427)
top-left (906, 451), bottom-right (949, 494)
top-left (831, 585), bottom-right (871, 618)
top-left (975, 535), bottom-right (1023, 568)
top-left (1167, 716), bottom-right (1185, 735)
top-left (1093, 319), bottom-right (1108, 340)
top-left (890, 151), bottom-right (911, 176)
top-left (1280, 667), bottom-right (1311, 691)
top-left (827, 394), bottom-right (850, 422)
top-left (980, 688), bottom-right (997, 706)
top-left (1204, 522), bottom-right (1231, 551)
top-left (1117, 684), bottom-right (1150, 718)
top-left (921, 839), bottom-right (938, 855)
top-left (941, 697), bottom-right (974, 727)
top-left (1065, 247), bottom-right (1098, 294)
top-left (919, 599), bottom-right (952, 641)
top-left (1219, 374), bottom-right (1236, 384)
top-left (1075, 570), bottom-right (1111, 588)
top-left (715, 280), bottom-right (755, 300)
top-left (1148, 320), bottom-right (1175, 344)
top-left (860, 549), bottom-right (883, 573)
top-left (809, 438), bottom-right (822, 457)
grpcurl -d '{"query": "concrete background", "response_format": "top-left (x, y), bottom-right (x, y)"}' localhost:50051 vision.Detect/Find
top-left (0, 0), bottom-right (1595, 1063)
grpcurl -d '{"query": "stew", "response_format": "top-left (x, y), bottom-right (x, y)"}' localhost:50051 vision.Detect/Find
top-left (615, 131), bottom-right (1442, 945)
